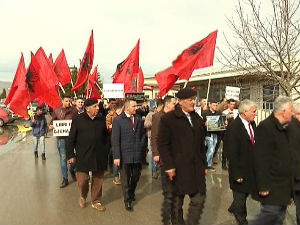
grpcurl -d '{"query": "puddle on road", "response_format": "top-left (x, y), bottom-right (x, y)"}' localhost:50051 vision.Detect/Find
top-left (0, 121), bottom-right (32, 153)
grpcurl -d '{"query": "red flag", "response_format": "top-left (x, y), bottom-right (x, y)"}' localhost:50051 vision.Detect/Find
top-left (137, 67), bottom-right (144, 93)
top-left (85, 66), bottom-right (100, 99)
top-left (35, 88), bottom-right (62, 109)
top-left (172, 30), bottom-right (217, 80)
top-left (35, 47), bottom-right (59, 89)
top-left (72, 30), bottom-right (94, 91)
top-left (4, 53), bottom-right (26, 105)
top-left (112, 39), bottom-right (139, 93)
top-left (155, 67), bottom-right (179, 97)
top-left (53, 49), bottom-right (71, 86)
top-left (9, 53), bottom-right (41, 118)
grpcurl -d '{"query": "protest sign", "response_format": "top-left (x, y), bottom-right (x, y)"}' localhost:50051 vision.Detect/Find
top-left (103, 83), bottom-right (124, 99)
top-left (225, 86), bottom-right (240, 100)
top-left (53, 120), bottom-right (72, 137)
top-left (206, 115), bottom-right (227, 131)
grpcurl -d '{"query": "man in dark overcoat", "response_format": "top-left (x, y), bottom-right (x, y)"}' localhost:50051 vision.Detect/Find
top-left (112, 98), bottom-right (146, 211)
top-left (250, 96), bottom-right (295, 225)
top-left (289, 102), bottom-right (300, 225)
top-left (67, 98), bottom-right (109, 212)
top-left (225, 99), bottom-right (257, 225)
top-left (157, 88), bottom-right (207, 225)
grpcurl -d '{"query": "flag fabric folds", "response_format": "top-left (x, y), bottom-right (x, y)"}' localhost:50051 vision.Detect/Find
top-left (112, 39), bottom-right (139, 93)
top-left (155, 30), bottom-right (217, 96)
top-left (4, 53), bottom-right (26, 105)
top-left (172, 30), bottom-right (218, 80)
top-left (155, 67), bottom-right (179, 97)
top-left (72, 30), bottom-right (94, 91)
top-left (137, 67), bottom-right (144, 93)
top-left (54, 49), bottom-right (71, 86)
top-left (9, 53), bottom-right (41, 118)
top-left (85, 66), bottom-right (100, 99)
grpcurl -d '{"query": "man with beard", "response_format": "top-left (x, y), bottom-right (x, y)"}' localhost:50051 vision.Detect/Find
top-left (157, 88), bottom-right (207, 225)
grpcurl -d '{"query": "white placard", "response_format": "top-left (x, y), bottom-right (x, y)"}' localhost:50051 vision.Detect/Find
top-left (53, 120), bottom-right (72, 137)
top-left (103, 83), bottom-right (124, 99)
top-left (225, 86), bottom-right (240, 100)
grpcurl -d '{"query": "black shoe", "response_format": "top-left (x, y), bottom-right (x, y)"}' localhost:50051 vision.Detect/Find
top-left (34, 151), bottom-right (38, 158)
top-left (70, 170), bottom-right (76, 181)
top-left (125, 202), bottom-right (133, 211)
top-left (60, 178), bottom-right (68, 188)
top-left (41, 153), bottom-right (46, 160)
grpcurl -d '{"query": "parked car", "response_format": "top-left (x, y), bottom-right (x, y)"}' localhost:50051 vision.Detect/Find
top-left (0, 104), bottom-right (18, 121)
top-left (0, 106), bottom-right (13, 127)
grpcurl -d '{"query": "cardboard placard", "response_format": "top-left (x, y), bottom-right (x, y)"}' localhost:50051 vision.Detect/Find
top-left (225, 86), bottom-right (240, 100)
top-left (103, 83), bottom-right (124, 99)
top-left (53, 120), bottom-right (72, 136)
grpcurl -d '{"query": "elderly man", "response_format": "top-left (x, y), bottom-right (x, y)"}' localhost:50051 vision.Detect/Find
top-left (112, 98), bottom-right (146, 211)
top-left (225, 100), bottom-right (257, 225)
top-left (290, 102), bottom-right (300, 225)
top-left (158, 88), bottom-right (207, 225)
top-left (67, 98), bottom-right (109, 212)
top-left (250, 96), bottom-right (295, 225)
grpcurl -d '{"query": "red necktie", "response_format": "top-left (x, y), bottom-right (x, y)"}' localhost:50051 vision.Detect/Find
top-left (248, 122), bottom-right (254, 145)
top-left (129, 116), bottom-right (134, 130)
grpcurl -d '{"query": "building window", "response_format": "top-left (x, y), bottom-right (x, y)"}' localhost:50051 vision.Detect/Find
top-left (263, 84), bottom-right (279, 109)
top-left (240, 87), bottom-right (250, 100)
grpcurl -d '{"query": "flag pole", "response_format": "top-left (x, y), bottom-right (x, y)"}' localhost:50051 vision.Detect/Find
top-left (58, 82), bottom-right (65, 94)
top-left (95, 82), bottom-right (102, 92)
top-left (70, 78), bottom-right (77, 99)
top-left (183, 80), bottom-right (188, 88)
top-left (206, 67), bottom-right (213, 102)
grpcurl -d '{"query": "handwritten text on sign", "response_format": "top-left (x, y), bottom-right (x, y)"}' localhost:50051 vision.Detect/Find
top-left (53, 120), bottom-right (72, 137)
top-left (225, 86), bottom-right (240, 101)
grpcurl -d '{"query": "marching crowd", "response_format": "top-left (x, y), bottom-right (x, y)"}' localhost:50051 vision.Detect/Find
top-left (29, 88), bottom-right (300, 225)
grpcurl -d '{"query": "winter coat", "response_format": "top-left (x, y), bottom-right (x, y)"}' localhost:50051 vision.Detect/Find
top-left (225, 116), bottom-right (256, 193)
top-left (252, 113), bottom-right (295, 205)
top-left (66, 113), bottom-right (109, 173)
top-left (157, 106), bottom-right (207, 195)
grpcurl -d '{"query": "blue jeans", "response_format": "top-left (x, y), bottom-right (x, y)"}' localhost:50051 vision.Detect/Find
top-left (33, 136), bottom-right (45, 154)
top-left (205, 134), bottom-right (218, 167)
top-left (57, 138), bottom-right (75, 179)
top-left (249, 204), bottom-right (287, 225)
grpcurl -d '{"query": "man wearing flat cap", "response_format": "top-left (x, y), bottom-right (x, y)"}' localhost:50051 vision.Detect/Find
top-left (157, 88), bottom-right (207, 225)
top-left (67, 98), bottom-right (109, 212)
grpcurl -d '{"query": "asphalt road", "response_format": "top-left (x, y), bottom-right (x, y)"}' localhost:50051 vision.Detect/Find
top-left (0, 122), bottom-right (297, 225)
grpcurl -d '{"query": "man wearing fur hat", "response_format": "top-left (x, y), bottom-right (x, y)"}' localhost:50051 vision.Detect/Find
top-left (157, 88), bottom-right (207, 225)
top-left (66, 98), bottom-right (109, 212)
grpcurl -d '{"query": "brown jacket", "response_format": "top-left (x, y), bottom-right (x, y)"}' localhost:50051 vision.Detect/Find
top-left (151, 110), bottom-right (165, 158)
top-left (50, 106), bottom-right (78, 124)
top-left (144, 111), bottom-right (155, 138)
top-left (106, 110), bottom-right (118, 143)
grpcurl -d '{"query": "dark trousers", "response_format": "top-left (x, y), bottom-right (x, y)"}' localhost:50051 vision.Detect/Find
top-left (160, 166), bottom-right (176, 225)
top-left (120, 163), bottom-right (141, 203)
top-left (229, 190), bottom-right (249, 224)
top-left (174, 193), bottom-right (206, 225)
top-left (76, 171), bottom-right (104, 203)
top-left (293, 190), bottom-right (300, 225)
top-left (249, 204), bottom-right (287, 225)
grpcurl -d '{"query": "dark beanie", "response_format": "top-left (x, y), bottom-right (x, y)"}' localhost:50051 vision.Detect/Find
top-left (84, 98), bottom-right (98, 107)
top-left (175, 88), bottom-right (197, 99)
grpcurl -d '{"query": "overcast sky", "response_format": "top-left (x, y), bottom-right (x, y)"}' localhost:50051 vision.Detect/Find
top-left (0, 0), bottom-right (238, 82)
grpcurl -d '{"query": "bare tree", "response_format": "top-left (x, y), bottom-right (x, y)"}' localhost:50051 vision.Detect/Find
top-left (218, 0), bottom-right (300, 99)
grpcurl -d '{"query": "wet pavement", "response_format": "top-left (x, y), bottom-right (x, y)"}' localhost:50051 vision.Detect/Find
top-left (0, 120), bottom-right (297, 225)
